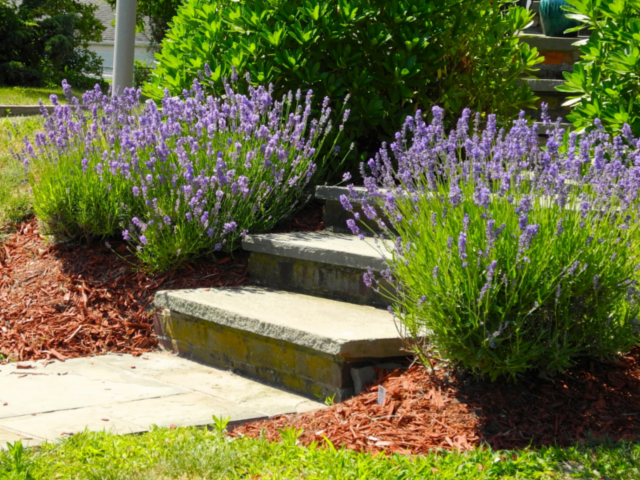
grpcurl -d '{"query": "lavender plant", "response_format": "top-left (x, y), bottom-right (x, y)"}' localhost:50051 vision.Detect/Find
top-left (343, 107), bottom-right (640, 379)
top-left (19, 76), bottom-right (344, 271)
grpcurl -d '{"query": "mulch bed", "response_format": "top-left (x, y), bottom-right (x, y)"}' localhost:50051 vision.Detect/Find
top-left (0, 220), bottom-right (248, 362)
top-left (233, 350), bottom-right (640, 454)
top-left (270, 198), bottom-right (325, 233)
top-left (0, 202), bottom-right (325, 363)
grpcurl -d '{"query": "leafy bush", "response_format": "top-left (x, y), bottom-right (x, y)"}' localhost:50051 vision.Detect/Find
top-left (134, 60), bottom-right (154, 89)
top-left (343, 108), bottom-right (640, 379)
top-left (0, 0), bottom-right (105, 89)
top-left (558, 0), bottom-right (640, 135)
top-left (19, 77), bottom-right (343, 271)
top-left (146, 0), bottom-right (541, 173)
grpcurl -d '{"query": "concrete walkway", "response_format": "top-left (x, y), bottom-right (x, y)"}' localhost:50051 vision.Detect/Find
top-left (0, 352), bottom-right (323, 449)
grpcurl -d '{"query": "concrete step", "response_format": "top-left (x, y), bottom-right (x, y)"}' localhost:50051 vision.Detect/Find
top-left (154, 287), bottom-right (405, 401)
top-left (243, 232), bottom-right (391, 307)
top-left (522, 78), bottom-right (571, 120)
top-left (521, 31), bottom-right (583, 52)
top-left (315, 186), bottom-right (383, 235)
top-left (524, 78), bottom-right (564, 93)
top-left (520, 31), bottom-right (586, 79)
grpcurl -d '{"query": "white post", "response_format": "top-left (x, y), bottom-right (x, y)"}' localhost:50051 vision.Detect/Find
top-left (112, 0), bottom-right (138, 95)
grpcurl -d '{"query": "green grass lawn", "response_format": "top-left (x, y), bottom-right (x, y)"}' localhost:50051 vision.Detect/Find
top-left (0, 86), bottom-right (84, 106)
top-left (1, 422), bottom-right (639, 479)
top-left (0, 116), bottom-right (41, 227)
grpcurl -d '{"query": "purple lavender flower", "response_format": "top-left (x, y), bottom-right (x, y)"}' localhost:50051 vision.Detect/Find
top-left (340, 194), bottom-right (353, 212)
top-left (473, 185), bottom-right (491, 208)
top-left (458, 231), bottom-right (468, 265)
top-left (223, 221), bottom-right (238, 233)
top-left (448, 184), bottom-right (463, 207)
top-left (567, 260), bottom-right (580, 276)
top-left (518, 224), bottom-right (539, 253)
top-left (346, 219), bottom-right (359, 235)
top-left (363, 268), bottom-right (374, 287)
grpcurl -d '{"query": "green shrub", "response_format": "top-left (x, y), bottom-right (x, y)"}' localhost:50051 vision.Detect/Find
top-left (558, 0), bottom-right (640, 135)
top-left (134, 59), bottom-right (154, 89)
top-left (21, 79), bottom-right (343, 271)
top-left (0, 0), bottom-right (106, 89)
top-left (146, 0), bottom-right (542, 174)
top-left (344, 109), bottom-right (640, 380)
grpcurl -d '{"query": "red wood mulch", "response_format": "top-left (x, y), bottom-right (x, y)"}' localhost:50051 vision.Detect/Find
top-left (0, 220), bottom-right (248, 362)
top-left (271, 199), bottom-right (325, 233)
top-left (233, 350), bottom-right (640, 454)
top-left (0, 201), bottom-right (325, 363)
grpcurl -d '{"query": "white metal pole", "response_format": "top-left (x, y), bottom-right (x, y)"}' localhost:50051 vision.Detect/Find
top-left (112, 0), bottom-right (138, 95)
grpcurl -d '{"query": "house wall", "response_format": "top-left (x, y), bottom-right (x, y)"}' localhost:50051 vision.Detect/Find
top-left (83, 0), bottom-right (155, 77)
top-left (88, 42), bottom-right (156, 78)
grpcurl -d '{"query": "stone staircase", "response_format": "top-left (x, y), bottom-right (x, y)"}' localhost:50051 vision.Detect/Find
top-left (153, 189), bottom-right (405, 402)
top-left (151, 3), bottom-right (587, 408)
top-left (519, 0), bottom-right (588, 121)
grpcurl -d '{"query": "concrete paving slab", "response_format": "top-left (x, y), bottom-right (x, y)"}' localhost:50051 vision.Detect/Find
top-left (149, 368), bottom-right (324, 417)
top-left (95, 392), bottom-right (266, 429)
top-left (243, 232), bottom-right (390, 271)
top-left (92, 351), bottom-right (213, 374)
top-left (155, 287), bottom-right (402, 358)
top-left (0, 407), bottom-right (145, 440)
top-left (0, 359), bottom-right (189, 419)
top-left (0, 352), bottom-right (323, 447)
top-left (0, 427), bottom-right (44, 450)
top-left (96, 353), bottom-right (323, 416)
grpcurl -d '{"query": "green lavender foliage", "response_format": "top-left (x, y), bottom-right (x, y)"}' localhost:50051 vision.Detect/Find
top-left (345, 109), bottom-right (640, 379)
top-left (21, 79), bottom-right (342, 272)
top-left (558, 0), bottom-right (640, 135)
top-left (391, 182), bottom-right (640, 379)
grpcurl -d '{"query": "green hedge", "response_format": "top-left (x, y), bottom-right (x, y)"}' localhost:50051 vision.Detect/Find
top-left (146, 0), bottom-right (542, 173)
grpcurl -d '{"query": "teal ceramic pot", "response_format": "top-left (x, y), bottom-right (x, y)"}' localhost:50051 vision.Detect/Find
top-left (539, 0), bottom-right (580, 37)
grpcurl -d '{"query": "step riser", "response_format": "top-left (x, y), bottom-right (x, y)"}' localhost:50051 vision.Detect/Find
top-left (324, 199), bottom-right (387, 235)
top-left (527, 96), bottom-right (571, 121)
top-left (154, 309), bottom-right (404, 402)
top-left (154, 287), bottom-right (407, 402)
top-left (249, 252), bottom-right (389, 308)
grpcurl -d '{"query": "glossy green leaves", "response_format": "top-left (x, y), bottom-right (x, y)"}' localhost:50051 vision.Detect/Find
top-left (559, 0), bottom-right (640, 134)
top-left (146, 0), bottom-right (541, 174)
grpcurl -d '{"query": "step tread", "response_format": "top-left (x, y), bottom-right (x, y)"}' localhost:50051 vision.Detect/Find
top-left (315, 185), bottom-right (370, 202)
top-left (155, 287), bottom-right (402, 359)
top-left (520, 31), bottom-right (585, 51)
top-left (523, 78), bottom-right (565, 92)
top-left (243, 232), bottom-right (390, 271)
